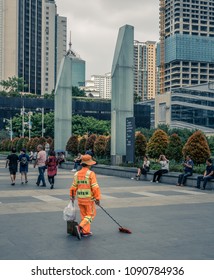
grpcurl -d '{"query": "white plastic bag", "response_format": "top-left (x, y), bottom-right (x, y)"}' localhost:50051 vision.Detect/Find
top-left (63, 200), bottom-right (76, 221)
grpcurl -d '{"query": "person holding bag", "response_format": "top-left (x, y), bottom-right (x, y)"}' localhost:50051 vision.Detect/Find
top-left (70, 154), bottom-right (101, 240)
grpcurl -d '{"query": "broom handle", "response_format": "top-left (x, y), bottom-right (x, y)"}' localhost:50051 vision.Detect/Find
top-left (98, 204), bottom-right (123, 228)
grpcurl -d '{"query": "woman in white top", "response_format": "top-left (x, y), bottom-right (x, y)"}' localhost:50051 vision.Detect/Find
top-left (135, 155), bottom-right (150, 180)
top-left (151, 155), bottom-right (169, 183)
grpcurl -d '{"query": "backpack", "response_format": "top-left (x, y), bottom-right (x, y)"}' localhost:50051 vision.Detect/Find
top-left (20, 156), bottom-right (28, 166)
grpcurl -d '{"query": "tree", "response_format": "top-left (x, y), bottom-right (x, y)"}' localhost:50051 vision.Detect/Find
top-left (72, 86), bottom-right (86, 97)
top-left (135, 131), bottom-right (147, 161)
top-left (182, 130), bottom-right (211, 164)
top-left (66, 135), bottom-right (79, 155)
top-left (79, 136), bottom-right (87, 154)
top-left (94, 135), bottom-right (107, 157)
top-left (37, 137), bottom-right (46, 146)
top-left (0, 76), bottom-right (27, 94)
top-left (207, 136), bottom-right (214, 156)
top-left (165, 133), bottom-right (183, 162)
top-left (146, 129), bottom-right (169, 159)
top-left (72, 115), bottom-right (110, 136)
top-left (85, 134), bottom-right (97, 151)
top-left (105, 136), bottom-right (111, 157)
top-left (16, 137), bottom-right (29, 152)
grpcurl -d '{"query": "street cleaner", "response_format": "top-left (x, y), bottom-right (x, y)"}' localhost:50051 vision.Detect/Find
top-left (70, 154), bottom-right (101, 240)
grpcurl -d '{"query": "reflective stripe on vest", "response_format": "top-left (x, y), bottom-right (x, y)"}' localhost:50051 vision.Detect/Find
top-left (76, 169), bottom-right (92, 199)
top-left (77, 188), bottom-right (92, 198)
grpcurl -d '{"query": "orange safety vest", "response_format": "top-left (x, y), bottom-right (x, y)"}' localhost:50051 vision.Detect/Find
top-left (70, 167), bottom-right (101, 205)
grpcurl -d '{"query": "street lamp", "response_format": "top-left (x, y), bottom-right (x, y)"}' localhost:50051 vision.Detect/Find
top-left (3, 117), bottom-right (13, 140)
top-left (36, 107), bottom-right (45, 137)
top-left (20, 108), bottom-right (33, 139)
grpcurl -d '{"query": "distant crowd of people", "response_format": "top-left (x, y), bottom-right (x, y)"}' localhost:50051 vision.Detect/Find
top-left (5, 142), bottom-right (66, 189)
top-left (5, 145), bottom-right (214, 191)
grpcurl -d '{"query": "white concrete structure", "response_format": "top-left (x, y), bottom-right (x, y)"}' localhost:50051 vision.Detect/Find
top-left (111, 25), bottom-right (134, 165)
top-left (54, 54), bottom-right (72, 151)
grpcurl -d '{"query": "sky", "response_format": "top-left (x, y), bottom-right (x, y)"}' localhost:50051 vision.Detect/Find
top-left (56, 0), bottom-right (159, 80)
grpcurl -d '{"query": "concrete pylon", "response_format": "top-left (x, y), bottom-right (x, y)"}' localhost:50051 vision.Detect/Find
top-left (54, 55), bottom-right (72, 151)
top-left (111, 25), bottom-right (134, 165)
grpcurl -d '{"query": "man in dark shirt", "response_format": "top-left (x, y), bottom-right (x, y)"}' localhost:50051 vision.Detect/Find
top-left (6, 148), bottom-right (19, 185)
top-left (195, 158), bottom-right (214, 190)
top-left (176, 155), bottom-right (194, 186)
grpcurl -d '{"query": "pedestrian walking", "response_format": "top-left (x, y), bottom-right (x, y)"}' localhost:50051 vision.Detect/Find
top-left (151, 155), bottom-right (169, 183)
top-left (70, 154), bottom-right (101, 239)
top-left (5, 148), bottom-right (19, 185)
top-left (195, 158), bottom-right (214, 190)
top-left (34, 144), bottom-right (47, 187)
top-left (18, 148), bottom-right (30, 184)
top-left (46, 150), bottom-right (58, 189)
top-left (176, 155), bottom-right (194, 187)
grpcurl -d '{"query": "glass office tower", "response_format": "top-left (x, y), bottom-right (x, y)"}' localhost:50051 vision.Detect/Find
top-left (18, 0), bottom-right (43, 95)
top-left (158, 0), bottom-right (214, 93)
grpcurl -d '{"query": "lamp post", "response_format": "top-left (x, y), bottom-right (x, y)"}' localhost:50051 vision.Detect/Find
top-left (36, 107), bottom-right (45, 137)
top-left (28, 111), bottom-right (33, 140)
top-left (3, 117), bottom-right (13, 140)
top-left (20, 108), bottom-right (33, 138)
top-left (21, 106), bottom-right (25, 137)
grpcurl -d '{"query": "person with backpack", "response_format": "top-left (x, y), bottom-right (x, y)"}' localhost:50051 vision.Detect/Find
top-left (18, 148), bottom-right (30, 184)
top-left (5, 147), bottom-right (19, 185)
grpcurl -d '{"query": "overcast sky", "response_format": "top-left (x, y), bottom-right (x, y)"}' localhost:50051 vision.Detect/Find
top-left (56, 0), bottom-right (159, 80)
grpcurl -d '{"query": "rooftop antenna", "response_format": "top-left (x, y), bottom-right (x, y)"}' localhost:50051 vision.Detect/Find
top-left (69, 31), bottom-right (72, 51)
top-left (66, 30), bottom-right (80, 58)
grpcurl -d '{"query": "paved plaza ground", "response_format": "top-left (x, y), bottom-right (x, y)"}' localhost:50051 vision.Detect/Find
top-left (0, 159), bottom-right (214, 260)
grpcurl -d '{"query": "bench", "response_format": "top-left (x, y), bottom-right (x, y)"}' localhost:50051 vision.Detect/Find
top-left (61, 162), bottom-right (214, 190)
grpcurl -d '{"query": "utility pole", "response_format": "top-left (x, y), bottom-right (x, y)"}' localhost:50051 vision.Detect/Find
top-left (42, 108), bottom-right (44, 137)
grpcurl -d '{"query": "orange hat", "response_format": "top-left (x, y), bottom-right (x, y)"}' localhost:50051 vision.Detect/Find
top-left (81, 154), bottom-right (96, 166)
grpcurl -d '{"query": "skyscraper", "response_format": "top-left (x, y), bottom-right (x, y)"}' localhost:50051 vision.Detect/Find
top-left (55, 15), bottom-right (67, 85)
top-left (66, 40), bottom-right (85, 87)
top-left (158, 0), bottom-right (214, 94)
top-left (0, 0), bottom-right (67, 95)
top-left (18, 0), bottom-right (43, 95)
top-left (134, 40), bottom-right (157, 101)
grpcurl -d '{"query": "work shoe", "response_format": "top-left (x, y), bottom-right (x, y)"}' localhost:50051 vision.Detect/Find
top-left (82, 232), bottom-right (93, 237)
top-left (74, 225), bottom-right (82, 240)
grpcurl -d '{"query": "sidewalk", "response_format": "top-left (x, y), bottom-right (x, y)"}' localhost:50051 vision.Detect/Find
top-left (0, 160), bottom-right (214, 260)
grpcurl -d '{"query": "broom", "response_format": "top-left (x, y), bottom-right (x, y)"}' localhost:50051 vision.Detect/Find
top-left (98, 203), bottom-right (132, 234)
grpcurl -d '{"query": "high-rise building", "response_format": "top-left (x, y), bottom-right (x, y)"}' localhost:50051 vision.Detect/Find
top-left (66, 41), bottom-right (85, 88)
top-left (42, 0), bottom-right (56, 94)
top-left (42, 1), bottom-right (67, 94)
top-left (0, 0), bottom-right (67, 95)
top-left (55, 15), bottom-right (67, 85)
top-left (0, 0), bottom-right (43, 94)
top-left (134, 40), bottom-right (157, 101)
top-left (84, 73), bottom-right (111, 99)
top-left (158, 0), bottom-right (214, 94)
